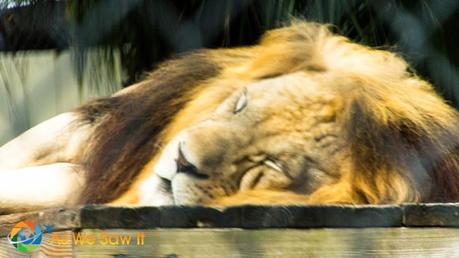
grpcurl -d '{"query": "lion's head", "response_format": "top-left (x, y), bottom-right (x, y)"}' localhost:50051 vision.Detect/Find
top-left (81, 22), bottom-right (459, 206)
top-left (147, 71), bottom-right (346, 206)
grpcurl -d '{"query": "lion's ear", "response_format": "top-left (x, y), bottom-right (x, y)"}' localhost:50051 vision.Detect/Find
top-left (343, 77), bottom-right (459, 203)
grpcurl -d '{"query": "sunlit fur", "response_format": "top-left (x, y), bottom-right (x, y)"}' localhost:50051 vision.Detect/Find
top-left (2, 21), bottom-right (459, 210)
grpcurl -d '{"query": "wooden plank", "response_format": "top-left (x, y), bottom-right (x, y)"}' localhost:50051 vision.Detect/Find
top-left (403, 203), bottom-right (459, 226)
top-left (1, 204), bottom-right (459, 257)
top-left (2, 228), bottom-right (459, 257)
top-left (0, 203), bottom-right (459, 234)
top-left (0, 204), bottom-right (406, 236)
top-left (3, 204), bottom-right (459, 237)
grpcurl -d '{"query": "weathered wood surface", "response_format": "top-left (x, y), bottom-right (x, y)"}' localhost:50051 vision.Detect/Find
top-left (1, 204), bottom-right (459, 257)
top-left (2, 228), bottom-right (459, 257)
top-left (3, 203), bottom-right (459, 235)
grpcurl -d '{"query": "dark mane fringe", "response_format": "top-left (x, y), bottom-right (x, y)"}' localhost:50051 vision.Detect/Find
top-left (345, 85), bottom-right (459, 203)
top-left (76, 50), bottom-right (223, 203)
top-left (430, 145), bottom-right (459, 201)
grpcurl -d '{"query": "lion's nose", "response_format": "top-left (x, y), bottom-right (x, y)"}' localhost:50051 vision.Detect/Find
top-left (176, 144), bottom-right (209, 179)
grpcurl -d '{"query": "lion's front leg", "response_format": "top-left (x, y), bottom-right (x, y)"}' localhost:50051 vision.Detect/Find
top-left (0, 112), bottom-right (87, 170)
top-left (0, 163), bottom-right (86, 214)
top-left (0, 112), bottom-right (93, 213)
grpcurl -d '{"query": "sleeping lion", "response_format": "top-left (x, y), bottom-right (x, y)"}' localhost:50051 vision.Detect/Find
top-left (1, 21), bottom-right (459, 213)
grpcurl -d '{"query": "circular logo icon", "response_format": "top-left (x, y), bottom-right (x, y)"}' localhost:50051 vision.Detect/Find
top-left (7, 220), bottom-right (42, 252)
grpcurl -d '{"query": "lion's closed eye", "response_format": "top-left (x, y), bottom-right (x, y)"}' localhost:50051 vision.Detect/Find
top-left (263, 159), bottom-right (283, 172)
top-left (239, 159), bottom-right (291, 191)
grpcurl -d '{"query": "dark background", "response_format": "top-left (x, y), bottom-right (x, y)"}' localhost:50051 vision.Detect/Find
top-left (2, 0), bottom-right (459, 107)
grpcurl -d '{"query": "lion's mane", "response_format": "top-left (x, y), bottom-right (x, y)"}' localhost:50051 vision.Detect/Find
top-left (76, 21), bottom-right (459, 204)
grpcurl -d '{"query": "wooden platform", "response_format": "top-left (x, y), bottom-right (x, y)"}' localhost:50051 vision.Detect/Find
top-left (1, 204), bottom-right (459, 257)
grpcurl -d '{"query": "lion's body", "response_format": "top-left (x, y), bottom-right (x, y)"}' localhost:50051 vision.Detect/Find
top-left (1, 21), bottom-right (459, 213)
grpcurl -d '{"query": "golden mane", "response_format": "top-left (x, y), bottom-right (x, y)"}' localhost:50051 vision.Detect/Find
top-left (77, 21), bottom-right (459, 204)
